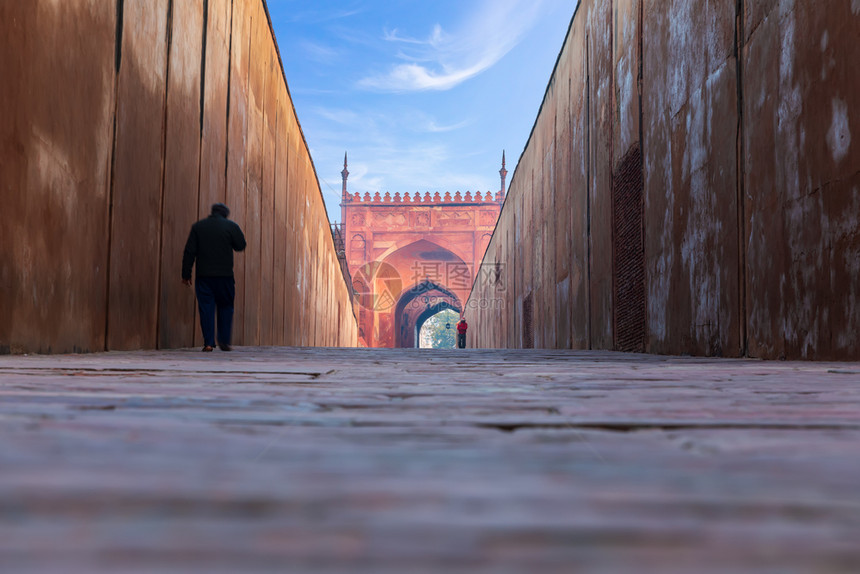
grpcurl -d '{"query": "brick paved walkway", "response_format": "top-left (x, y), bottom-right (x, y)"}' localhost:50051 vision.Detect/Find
top-left (1, 348), bottom-right (859, 573)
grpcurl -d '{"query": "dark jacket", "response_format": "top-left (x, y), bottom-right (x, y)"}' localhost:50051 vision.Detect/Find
top-left (182, 214), bottom-right (246, 279)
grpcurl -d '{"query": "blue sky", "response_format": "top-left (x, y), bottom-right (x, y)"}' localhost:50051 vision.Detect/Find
top-left (268, 0), bottom-right (577, 222)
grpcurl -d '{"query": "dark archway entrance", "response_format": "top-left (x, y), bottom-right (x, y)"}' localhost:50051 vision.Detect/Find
top-left (394, 281), bottom-right (462, 348)
top-left (416, 305), bottom-right (460, 349)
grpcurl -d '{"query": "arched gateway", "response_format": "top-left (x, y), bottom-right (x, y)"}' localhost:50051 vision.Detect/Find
top-left (394, 281), bottom-right (462, 348)
top-left (335, 153), bottom-right (507, 347)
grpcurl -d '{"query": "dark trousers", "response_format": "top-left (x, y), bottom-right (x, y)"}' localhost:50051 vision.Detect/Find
top-left (457, 333), bottom-right (466, 349)
top-left (195, 276), bottom-right (235, 347)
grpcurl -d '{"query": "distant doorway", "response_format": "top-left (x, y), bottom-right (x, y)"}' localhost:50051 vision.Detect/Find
top-left (394, 280), bottom-right (462, 348)
top-left (418, 308), bottom-right (460, 349)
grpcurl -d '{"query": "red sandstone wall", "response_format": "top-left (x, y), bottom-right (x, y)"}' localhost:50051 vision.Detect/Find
top-left (342, 191), bottom-right (501, 348)
top-left (0, 0), bottom-right (357, 354)
top-left (466, 0), bottom-right (860, 360)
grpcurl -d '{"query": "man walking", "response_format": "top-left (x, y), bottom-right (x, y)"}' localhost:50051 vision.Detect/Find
top-left (182, 203), bottom-right (246, 352)
top-left (456, 317), bottom-right (468, 349)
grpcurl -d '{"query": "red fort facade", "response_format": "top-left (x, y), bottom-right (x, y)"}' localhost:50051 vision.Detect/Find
top-left (337, 154), bottom-right (507, 348)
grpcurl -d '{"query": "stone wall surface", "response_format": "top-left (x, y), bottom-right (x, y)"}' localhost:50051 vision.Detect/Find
top-left (0, 0), bottom-right (358, 354)
top-left (466, 0), bottom-right (860, 360)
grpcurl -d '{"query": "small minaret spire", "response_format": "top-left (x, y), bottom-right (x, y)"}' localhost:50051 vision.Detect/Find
top-left (499, 150), bottom-right (508, 197)
top-left (341, 152), bottom-right (350, 201)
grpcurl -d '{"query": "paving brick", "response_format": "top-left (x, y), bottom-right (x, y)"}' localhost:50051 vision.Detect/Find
top-left (1, 348), bottom-right (859, 573)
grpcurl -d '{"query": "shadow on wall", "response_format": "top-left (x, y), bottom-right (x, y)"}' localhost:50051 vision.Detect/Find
top-left (0, 0), bottom-right (357, 354)
top-left (465, 0), bottom-right (860, 361)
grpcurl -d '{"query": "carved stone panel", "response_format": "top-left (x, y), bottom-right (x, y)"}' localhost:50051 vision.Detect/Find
top-left (436, 211), bottom-right (473, 227)
top-left (372, 211), bottom-right (407, 228)
top-left (480, 210), bottom-right (497, 226)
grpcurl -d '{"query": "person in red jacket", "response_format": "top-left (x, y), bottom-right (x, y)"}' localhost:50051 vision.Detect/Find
top-left (456, 317), bottom-right (468, 349)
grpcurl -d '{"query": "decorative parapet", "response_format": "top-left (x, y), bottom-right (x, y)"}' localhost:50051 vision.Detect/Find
top-left (345, 190), bottom-right (504, 205)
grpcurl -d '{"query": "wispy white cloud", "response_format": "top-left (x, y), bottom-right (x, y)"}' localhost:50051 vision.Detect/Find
top-left (303, 106), bottom-right (496, 202)
top-left (383, 24), bottom-right (448, 48)
top-left (287, 8), bottom-right (365, 25)
top-left (360, 62), bottom-right (488, 92)
top-left (290, 87), bottom-right (341, 96)
top-left (347, 144), bottom-right (489, 195)
top-left (299, 41), bottom-right (341, 65)
top-left (312, 106), bottom-right (468, 136)
top-left (313, 107), bottom-right (364, 126)
top-left (358, 0), bottom-right (547, 92)
top-left (425, 119), bottom-right (470, 133)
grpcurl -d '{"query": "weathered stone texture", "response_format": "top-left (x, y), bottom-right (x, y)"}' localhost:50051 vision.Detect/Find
top-left (744, 1), bottom-right (860, 360)
top-left (107, 0), bottom-right (171, 352)
top-left (467, 0), bottom-right (860, 360)
top-left (2, 348), bottom-right (860, 572)
top-left (643, 0), bottom-right (741, 358)
top-left (0, 0), bottom-right (358, 354)
top-left (158, 0), bottom-right (205, 351)
top-left (0, 1), bottom-right (117, 354)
